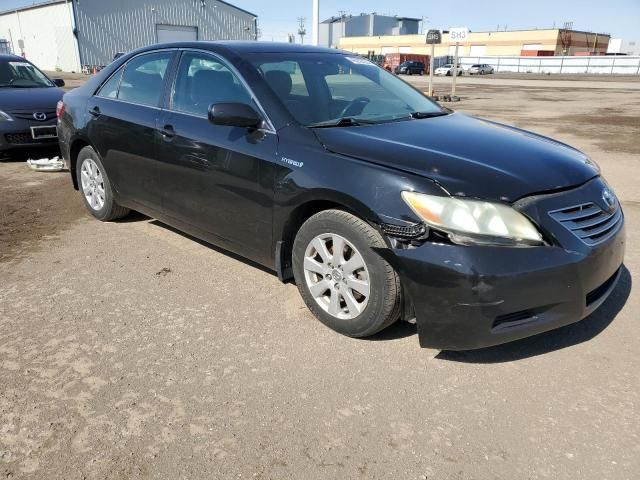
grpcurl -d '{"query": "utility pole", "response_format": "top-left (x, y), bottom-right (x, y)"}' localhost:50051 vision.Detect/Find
top-left (338, 10), bottom-right (347, 39)
top-left (297, 17), bottom-right (306, 44)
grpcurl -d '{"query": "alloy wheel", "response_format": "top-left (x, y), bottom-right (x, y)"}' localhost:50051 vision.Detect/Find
top-left (80, 158), bottom-right (105, 211)
top-left (303, 233), bottom-right (370, 320)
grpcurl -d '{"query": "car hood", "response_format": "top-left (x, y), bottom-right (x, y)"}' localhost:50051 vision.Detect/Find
top-left (313, 112), bottom-right (598, 202)
top-left (0, 87), bottom-right (65, 111)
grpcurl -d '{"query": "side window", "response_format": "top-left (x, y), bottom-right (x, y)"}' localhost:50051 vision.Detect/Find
top-left (97, 68), bottom-right (123, 99)
top-left (118, 52), bottom-right (172, 106)
top-left (259, 61), bottom-right (309, 98)
top-left (171, 52), bottom-right (252, 117)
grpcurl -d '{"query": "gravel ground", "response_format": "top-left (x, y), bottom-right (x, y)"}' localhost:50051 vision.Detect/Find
top-left (1, 75), bottom-right (639, 479)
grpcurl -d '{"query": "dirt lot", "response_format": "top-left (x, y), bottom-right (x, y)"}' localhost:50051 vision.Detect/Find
top-left (1, 75), bottom-right (639, 479)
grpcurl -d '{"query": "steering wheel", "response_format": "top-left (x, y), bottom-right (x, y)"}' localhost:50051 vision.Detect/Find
top-left (339, 97), bottom-right (370, 118)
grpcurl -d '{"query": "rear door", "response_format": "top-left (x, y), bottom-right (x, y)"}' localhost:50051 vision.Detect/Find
top-left (155, 50), bottom-right (277, 264)
top-left (87, 51), bottom-right (175, 209)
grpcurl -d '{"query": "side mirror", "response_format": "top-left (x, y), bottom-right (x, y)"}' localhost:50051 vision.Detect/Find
top-left (53, 78), bottom-right (65, 87)
top-left (208, 103), bottom-right (262, 129)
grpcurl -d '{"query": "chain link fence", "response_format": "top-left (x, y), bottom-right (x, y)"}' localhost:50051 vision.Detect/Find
top-left (457, 55), bottom-right (640, 75)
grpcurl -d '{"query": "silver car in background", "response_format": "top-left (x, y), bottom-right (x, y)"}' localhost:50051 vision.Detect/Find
top-left (468, 64), bottom-right (495, 75)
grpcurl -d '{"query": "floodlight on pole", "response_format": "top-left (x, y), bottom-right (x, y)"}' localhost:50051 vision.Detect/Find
top-left (312, 0), bottom-right (319, 46)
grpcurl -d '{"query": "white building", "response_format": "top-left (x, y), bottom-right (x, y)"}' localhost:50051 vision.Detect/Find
top-left (0, 0), bottom-right (257, 73)
top-left (608, 38), bottom-right (640, 56)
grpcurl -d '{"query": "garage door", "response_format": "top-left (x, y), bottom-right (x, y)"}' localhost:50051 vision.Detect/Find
top-left (156, 25), bottom-right (198, 43)
top-left (469, 45), bottom-right (486, 56)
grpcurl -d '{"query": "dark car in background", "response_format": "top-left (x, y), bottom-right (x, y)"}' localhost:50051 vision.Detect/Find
top-left (58, 42), bottom-right (625, 350)
top-left (394, 60), bottom-right (426, 75)
top-left (0, 54), bottom-right (65, 154)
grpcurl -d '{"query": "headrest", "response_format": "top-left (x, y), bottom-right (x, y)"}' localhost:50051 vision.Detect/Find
top-left (264, 70), bottom-right (293, 98)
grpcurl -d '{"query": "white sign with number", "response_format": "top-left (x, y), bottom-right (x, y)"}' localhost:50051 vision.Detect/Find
top-left (449, 27), bottom-right (469, 42)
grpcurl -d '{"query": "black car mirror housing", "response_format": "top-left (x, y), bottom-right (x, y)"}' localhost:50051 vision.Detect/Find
top-left (53, 78), bottom-right (65, 87)
top-left (208, 103), bottom-right (262, 129)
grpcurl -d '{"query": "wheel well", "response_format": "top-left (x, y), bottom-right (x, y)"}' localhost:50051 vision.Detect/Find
top-left (276, 200), bottom-right (361, 282)
top-left (69, 139), bottom-right (90, 189)
top-left (275, 200), bottom-right (414, 323)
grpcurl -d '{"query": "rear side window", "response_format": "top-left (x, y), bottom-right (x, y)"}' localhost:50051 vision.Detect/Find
top-left (170, 51), bottom-right (252, 117)
top-left (117, 52), bottom-right (172, 106)
top-left (97, 68), bottom-right (123, 98)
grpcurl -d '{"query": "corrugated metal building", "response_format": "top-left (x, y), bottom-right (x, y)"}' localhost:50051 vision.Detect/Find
top-left (319, 13), bottom-right (421, 49)
top-left (0, 0), bottom-right (257, 72)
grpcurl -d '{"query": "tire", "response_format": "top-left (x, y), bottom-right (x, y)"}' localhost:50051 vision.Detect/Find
top-left (76, 145), bottom-right (129, 221)
top-left (292, 209), bottom-right (400, 338)
top-left (446, 71), bottom-right (451, 76)
top-left (419, 70), bottom-right (425, 75)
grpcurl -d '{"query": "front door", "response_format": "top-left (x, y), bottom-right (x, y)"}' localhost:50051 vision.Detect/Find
top-left (87, 51), bottom-right (174, 210)
top-left (156, 51), bottom-right (277, 265)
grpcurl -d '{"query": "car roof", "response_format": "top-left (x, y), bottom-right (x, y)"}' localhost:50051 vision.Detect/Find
top-left (0, 53), bottom-right (31, 63)
top-left (134, 41), bottom-right (349, 56)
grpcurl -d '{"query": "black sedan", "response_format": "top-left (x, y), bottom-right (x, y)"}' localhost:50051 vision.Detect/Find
top-left (57, 42), bottom-right (625, 350)
top-left (394, 61), bottom-right (426, 75)
top-left (0, 54), bottom-right (65, 153)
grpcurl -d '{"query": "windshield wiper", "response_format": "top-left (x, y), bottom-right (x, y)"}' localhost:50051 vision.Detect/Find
top-left (410, 111), bottom-right (450, 119)
top-left (307, 117), bottom-right (377, 128)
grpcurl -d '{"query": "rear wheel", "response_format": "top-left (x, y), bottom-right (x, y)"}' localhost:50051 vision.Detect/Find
top-left (292, 210), bottom-right (400, 338)
top-left (76, 146), bottom-right (129, 221)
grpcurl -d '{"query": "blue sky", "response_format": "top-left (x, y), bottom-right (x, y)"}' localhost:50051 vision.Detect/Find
top-left (4, 0), bottom-right (639, 40)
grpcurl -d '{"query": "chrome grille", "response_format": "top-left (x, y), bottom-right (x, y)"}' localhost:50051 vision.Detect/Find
top-left (548, 202), bottom-right (622, 246)
top-left (8, 110), bottom-right (56, 121)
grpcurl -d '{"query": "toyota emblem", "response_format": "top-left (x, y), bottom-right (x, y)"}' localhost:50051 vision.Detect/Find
top-left (33, 112), bottom-right (47, 121)
top-left (602, 188), bottom-right (616, 212)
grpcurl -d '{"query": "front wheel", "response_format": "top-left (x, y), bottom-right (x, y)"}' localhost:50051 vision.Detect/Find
top-left (292, 210), bottom-right (400, 338)
top-left (76, 146), bottom-right (129, 221)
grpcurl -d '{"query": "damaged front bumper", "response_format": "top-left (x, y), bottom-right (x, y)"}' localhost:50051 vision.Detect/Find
top-left (380, 226), bottom-right (624, 350)
top-left (377, 177), bottom-right (626, 351)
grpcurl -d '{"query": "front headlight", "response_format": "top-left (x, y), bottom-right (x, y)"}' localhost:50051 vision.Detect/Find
top-left (401, 191), bottom-right (543, 246)
top-left (0, 110), bottom-right (14, 122)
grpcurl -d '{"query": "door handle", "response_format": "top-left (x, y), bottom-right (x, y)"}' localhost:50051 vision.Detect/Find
top-left (159, 124), bottom-right (176, 140)
top-left (88, 106), bottom-right (101, 117)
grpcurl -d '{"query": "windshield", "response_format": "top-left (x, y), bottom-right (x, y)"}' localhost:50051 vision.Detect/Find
top-left (0, 60), bottom-right (54, 88)
top-left (248, 53), bottom-right (443, 126)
